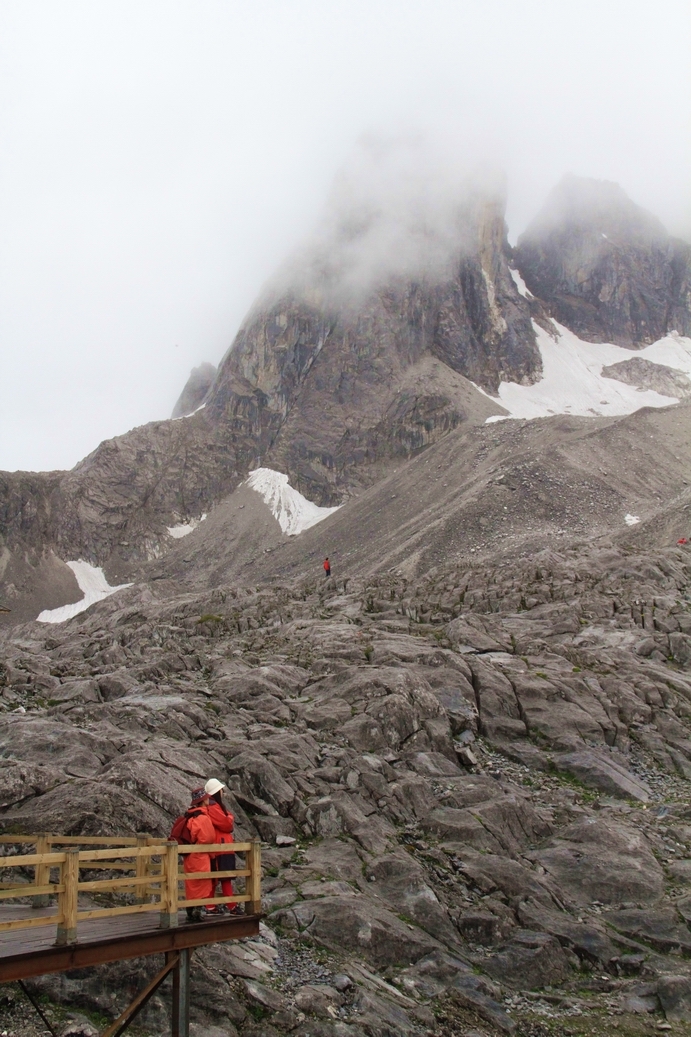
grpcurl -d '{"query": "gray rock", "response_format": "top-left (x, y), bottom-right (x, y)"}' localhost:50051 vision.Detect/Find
top-left (294, 984), bottom-right (343, 1018)
top-left (515, 174), bottom-right (691, 345)
top-left (483, 931), bottom-right (571, 990)
top-left (273, 896), bottom-right (441, 967)
top-left (552, 749), bottom-right (650, 801)
top-left (658, 975), bottom-right (691, 1021)
top-left (172, 362), bottom-right (217, 419)
top-left (534, 818), bottom-right (663, 906)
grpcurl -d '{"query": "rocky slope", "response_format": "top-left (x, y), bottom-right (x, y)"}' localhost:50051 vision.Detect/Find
top-left (515, 175), bottom-right (691, 347)
top-left (6, 531), bottom-right (691, 1034)
top-left (144, 397), bottom-right (691, 594)
top-left (3, 172), bottom-right (691, 630)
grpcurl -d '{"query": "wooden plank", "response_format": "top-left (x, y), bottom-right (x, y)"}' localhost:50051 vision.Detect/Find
top-left (174, 870), bottom-right (249, 881)
top-left (76, 903), bottom-right (160, 922)
top-left (247, 839), bottom-right (262, 915)
top-left (77, 875), bottom-right (155, 892)
top-left (48, 836), bottom-right (140, 846)
top-left (77, 846), bottom-right (167, 863)
top-left (0, 884), bottom-right (64, 900)
top-left (179, 895), bottom-right (250, 907)
top-left (159, 842), bottom-right (178, 929)
top-left (0, 913), bottom-right (261, 981)
top-left (56, 850), bottom-right (78, 945)
top-left (0, 913), bottom-right (61, 933)
top-left (0, 852), bottom-right (66, 868)
top-left (177, 842), bottom-right (251, 853)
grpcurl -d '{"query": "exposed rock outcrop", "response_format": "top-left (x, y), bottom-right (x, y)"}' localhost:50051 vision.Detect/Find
top-left (171, 361), bottom-right (217, 418)
top-left (515, 174), bottom-right (691, 346)
top-left (602, 355), bottom-right (691, 397)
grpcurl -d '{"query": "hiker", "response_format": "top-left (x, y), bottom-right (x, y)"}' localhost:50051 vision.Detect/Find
top-left (205, 777), bottom-right (238, 913)
top-left (180, 787), bottom-right (218, 922)
top-left (323, 557), bottom-right (331, 578)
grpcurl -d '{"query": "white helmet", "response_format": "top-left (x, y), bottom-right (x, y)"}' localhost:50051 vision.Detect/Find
top-left (205, 778), bottom-right (226, 796)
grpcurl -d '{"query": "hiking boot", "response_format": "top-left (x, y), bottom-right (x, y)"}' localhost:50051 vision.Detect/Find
top-left (186, 907), bottom-right (203, 923)
top-left (200, 906), bottom-right (221, 920)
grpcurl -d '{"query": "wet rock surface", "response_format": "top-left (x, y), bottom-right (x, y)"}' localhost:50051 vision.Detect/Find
top-left (5, 537), bottom-right (691, 1034)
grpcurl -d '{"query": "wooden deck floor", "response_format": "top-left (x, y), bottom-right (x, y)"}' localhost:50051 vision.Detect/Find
top-left (0, 905), bottom-right (261, 981)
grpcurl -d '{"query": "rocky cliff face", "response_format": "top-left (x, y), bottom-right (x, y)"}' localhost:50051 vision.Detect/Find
top-left (0, 175), bottom-right (532, 584)
top-left (206, 189), bottom-right (538, 504)
top-left (515, 174), bottom-right (691, 346)
top-left (171, 361), bottom-right (217, 418)
top-left (2, 168), bottom-right (691, 619)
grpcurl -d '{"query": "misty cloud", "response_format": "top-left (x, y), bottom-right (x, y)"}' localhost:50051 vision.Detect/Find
top-left (271, 135), bottom-right (507, 307)
top-left (1, 0), bottom-right (689, 472)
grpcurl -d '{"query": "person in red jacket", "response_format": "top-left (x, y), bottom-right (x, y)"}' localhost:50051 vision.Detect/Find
top-left (182, 787), bottom-right (218, 922)
top-left (323, 557), bottom-right (331, 578)
top-left (204, 778), bottom-right (238, 913)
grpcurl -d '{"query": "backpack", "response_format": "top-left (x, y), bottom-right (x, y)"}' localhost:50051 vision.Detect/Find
top-left (169, 809), bottom-right (201, 845)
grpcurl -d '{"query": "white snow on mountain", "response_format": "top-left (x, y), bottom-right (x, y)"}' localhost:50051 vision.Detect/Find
top-left (510, 267), bottom-right (532, 298)
top-left (625, 514), bottom-right (641, 526)
top-left (486, 322), bottom-right (691, 423)
top-left (37, 561), bottom-right (132, 624)
top-left (246, 468), bottom-right (340, 535)
top-left (167, 514), bottom-right (207, 539)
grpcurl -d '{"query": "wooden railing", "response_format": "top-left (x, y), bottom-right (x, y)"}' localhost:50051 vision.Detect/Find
top-left (0, 833), bottom-right (261, 944)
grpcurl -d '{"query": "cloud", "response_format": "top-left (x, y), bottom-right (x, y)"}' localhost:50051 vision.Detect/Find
top-left (0, 0), bottom-right (689, 471)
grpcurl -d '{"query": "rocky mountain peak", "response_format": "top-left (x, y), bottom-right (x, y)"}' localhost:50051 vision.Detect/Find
top-left (171, 361), bottom-right (217, 418)
top-left (204, 146), bottom-right (539, 504)
top-left (515, 174), bottom-right (691, 346)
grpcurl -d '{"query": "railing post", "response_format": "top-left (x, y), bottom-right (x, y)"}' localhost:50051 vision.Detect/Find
top-left (160, 840), bottom-right (179, 928)
top-left (135, 833), bottom-right (149, 904)
top-left (55, 848), bottom-right (79, 945)
top-left (32, 833), bottom-right (50, 908)
top-left (246, 838), bottom-right (261, 915)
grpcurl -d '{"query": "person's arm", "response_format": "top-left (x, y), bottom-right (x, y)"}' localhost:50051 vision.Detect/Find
top-left (208, 801), bottom-right (233, 833)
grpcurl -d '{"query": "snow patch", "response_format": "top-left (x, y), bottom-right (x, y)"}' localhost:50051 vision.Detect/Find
top-left (625, 514), bottom-right (641, 526)
top-left (37, 561), bottom-right (132, 624)
top-left (510, 267), bottom-right (531, 298)
top-left (246, 468), bottom-right (340, 536)
top-left (167, 514), bottom-right (207, 539)
top-left (172, 401), bottom-right (207, 421)
top-left (485, 322), bottom-right (691, 423)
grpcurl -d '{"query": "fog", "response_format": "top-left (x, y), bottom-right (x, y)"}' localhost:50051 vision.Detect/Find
top-left (1, 0), bottom-right (689, 472)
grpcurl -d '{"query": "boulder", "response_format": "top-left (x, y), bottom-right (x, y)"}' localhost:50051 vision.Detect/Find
top-left (534, 818), bottom-right (663, 906)
top-left (658, 975), bottom-right (691, 1022)
top-left (272, 896), bottom-right (441, 967)
top-left (483, 931), bottom-right (571, 990)
top-left (552, 749), bottom-right (650, 802)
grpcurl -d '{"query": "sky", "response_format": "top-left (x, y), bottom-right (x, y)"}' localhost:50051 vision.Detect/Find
top-left (1, 0), bottom-right (690, 473)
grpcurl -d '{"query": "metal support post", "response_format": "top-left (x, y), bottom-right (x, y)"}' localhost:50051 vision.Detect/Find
top-left (171, 948), bottom-right (190, 1037)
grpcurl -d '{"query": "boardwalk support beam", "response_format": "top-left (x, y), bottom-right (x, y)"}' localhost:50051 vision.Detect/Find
top-left (171, 948), bottom-right (191, 1037)
top-left (100, 952), bottom-right (180, 1037)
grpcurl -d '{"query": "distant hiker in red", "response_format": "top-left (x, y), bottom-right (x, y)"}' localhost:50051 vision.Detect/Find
top-left (323, 557), bottom-right (331, 578)
top-left (181, 787), bottom-right (217, 921)
top-left (204, 777), bottom-right (238, 913)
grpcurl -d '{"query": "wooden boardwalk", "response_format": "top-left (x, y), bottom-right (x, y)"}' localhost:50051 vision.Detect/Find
top-left (0, 905), bottom-right (261, 982)
top-left (0, 833), bottom-right (263, 1035)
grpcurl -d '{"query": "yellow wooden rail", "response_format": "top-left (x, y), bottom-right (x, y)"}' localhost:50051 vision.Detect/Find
top-left (0, 833), bottom-right (262, 943)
